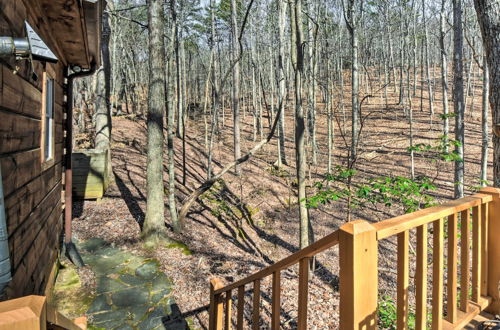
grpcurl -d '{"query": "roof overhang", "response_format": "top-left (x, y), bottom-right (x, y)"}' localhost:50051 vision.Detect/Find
top-left (40, 0), bottom-right (102, 69)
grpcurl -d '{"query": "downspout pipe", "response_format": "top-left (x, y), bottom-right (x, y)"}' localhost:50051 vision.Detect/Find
top-left (64, 63), bottom-right (97, 267)
top-left (0, 166), bottom-right (11, 296)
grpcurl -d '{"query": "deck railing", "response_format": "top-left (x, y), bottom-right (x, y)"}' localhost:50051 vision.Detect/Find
top-left (208, 187), bottom-right (500, 329)
top-left (0, 295), bottom-right (86, 329)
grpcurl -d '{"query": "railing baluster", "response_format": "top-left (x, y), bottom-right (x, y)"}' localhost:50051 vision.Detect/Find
top-left (447, 213), bottom-right (458, 323)
top-left (225, 290), bottom-right (232, 330)
top-left (271, 271), bottom-right (281, 330)
top-left (416, 224), bottom-right (428, 330)
top-left (432, 219), bottom-right (444, 330)
top-left (237, 286), bottom-right (244, 330)
top-left (472, 205), bottom-right (482, 303)
top-left (252, 279), bottom-right (260, 330)
top-left (298, 257), bottom-right (309, 330)
top-left (397, 230), bottom-right (409, 330)
top-left (460, 209), bottom-right (470, 312)
top-left (481, 202), bottom-right (489, 297)
top-left (210, 278), bottom-right (224, 330)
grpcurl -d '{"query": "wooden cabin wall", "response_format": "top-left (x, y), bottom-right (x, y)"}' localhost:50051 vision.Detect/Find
top-left (0, 0), bottom-right (68, 298)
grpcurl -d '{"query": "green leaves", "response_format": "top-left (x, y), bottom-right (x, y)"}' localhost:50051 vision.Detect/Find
top-left (408, 135), bottom-right (463, 163)
top-left (307, 167), bottom-right (436, 214)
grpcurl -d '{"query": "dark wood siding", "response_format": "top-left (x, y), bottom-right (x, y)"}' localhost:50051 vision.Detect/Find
top-left (0, 0), bottom-right (67, 298)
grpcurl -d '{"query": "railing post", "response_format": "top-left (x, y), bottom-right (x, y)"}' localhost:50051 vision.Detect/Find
top-left (339, 220), bottom-right (378, 330)
top-left (480, 187), bottom-right (500, 314)
top-left (209, 278), bottom-right (224, 330)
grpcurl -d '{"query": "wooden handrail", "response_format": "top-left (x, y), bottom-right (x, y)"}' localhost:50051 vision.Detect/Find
top-left (0, 295), bottom-right (85, 330)
top-left (213, 230), bottom-right (339, 295)
top-left (209, 188), bottom-right (500, 329)
top-left (373, 193), bottom-right (491, 240)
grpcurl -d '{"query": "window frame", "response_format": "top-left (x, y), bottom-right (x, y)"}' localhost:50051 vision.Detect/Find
top-left (41, 68), bottom-right (56, 168)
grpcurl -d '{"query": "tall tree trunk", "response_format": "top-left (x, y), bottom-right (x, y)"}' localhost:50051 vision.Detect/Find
top-left (276, 0), bottom-right (288, 166)
top-left (473, 0), bottom-right (500, 187)
top-left (481, 55), bottom-right (489, 186)
top-left (231, 0), bottom-right (241, 175)
top-left (143, 0), bottom-right (167, 242)
top-left (453, 0), bottom-right (465, 198)
top-left (440, 0), bottom-right (450, 152)
top-left (95, 8), bottom-right (112, 152)
top-left (422, 0), bottom-right (434, 116)
top-left (168, 0), bottom-right (180, 232)
top-left (291, 0), bottom-right (310, 249)
top-left (345, 0), bottom-right (359, 167)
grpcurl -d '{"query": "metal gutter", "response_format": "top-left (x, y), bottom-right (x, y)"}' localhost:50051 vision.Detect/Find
top-left (64, 63), bottom-right (98, 267)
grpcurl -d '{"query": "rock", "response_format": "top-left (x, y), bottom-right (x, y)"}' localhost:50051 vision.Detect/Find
top-left (128, 305), bottom-right (150, 323)
top-left (87, 294), bottom-right (111, 314)
top-left (91, 309), bottom-right (129, 324)
top-left (135, 261), bottom-right (159, 280)
top-left (79, 238), bottom-right (109, 252)
top-left (119, 273), bottom-right (150, 287)
top-left (111, 287), bottom-right (149, 307)
top-left (137, 308), bottom-right (165, 329)
top-left (96, 277), bottom-right (128, 294)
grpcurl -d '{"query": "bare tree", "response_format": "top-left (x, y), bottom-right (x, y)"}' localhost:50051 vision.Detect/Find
top-left (291, 0), bottom-right (310, 249)
top-left (453, 0), bottom-right (465, 199)
top-left (143, 0), bottom-right (168, 243)
top-left (474, 0), bottom-right (500, 187)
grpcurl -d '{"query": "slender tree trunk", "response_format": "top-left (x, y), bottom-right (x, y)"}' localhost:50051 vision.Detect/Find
top-left (345, 0), bottom-right (359, 167)
top-left (291, 0), bottom-right (310, 249)
top-left (473, 0), bottom-right (500, 187)
top-left (453, 0), bottom-right (465, 198)
top-left (231, 0), bottom-right (241, 175)
top-left (168, 0), bottom-right (180, 232)
top-left (95, 9), bottom-right (112, 154)
top-left (276, 0), bottom-right (287, 166)
top-left (143, 0), bottom-right (167, 242)
top-left (481, 55), bottom-right (489, 186)
top-left (440, 0), bottom-right (450, 152)
top-left (422, 0), bottom-right (434, 116)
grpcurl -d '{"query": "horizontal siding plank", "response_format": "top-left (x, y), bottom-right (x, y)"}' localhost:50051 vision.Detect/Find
top-left (4, 162), bottom-right (62, 235)
top-left (1, 149), bottom-right (42, 197)
top-left (1, 65), bottom-right (42, 118)
top-left (8, 182), bottom-right (62, 270)
top-left (1, 143), bottom-right (64, 197)
top-left (0, 110), bottom-right (41, 154)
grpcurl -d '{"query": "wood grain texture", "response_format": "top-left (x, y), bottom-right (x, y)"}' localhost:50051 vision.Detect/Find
top-left (415, 224), bottom-right (428, 330)
top-left (214, 230), bottom-right (339, 294)
top-left (252, 279), bottom-right (260, 330)
top-left (374, 194), bottom-right (492, 240)
top-left (297, 257), bottom-right (309, 330)
top-left (447, 213), bottom-right (458, 323)
top-left (225, 290), bottom-right (232, 330)
top-left (271, 271), bottom-right (280, 330)
top-left (472, 205), bottom-right (482, 303)
top-left (481, 203), bottom-right (488, 297)
top-left (339, 220), bottom-right (378, 330)
top-left (237, 286), bottom-right (244, 330)
top-left (209, 278), bottom-right (224, 330)
top-left (481, 188), bottom-right (500, 315)
top-left (432, 219), bottom-right (444, 330)
top-left (397, 231), bottom-right (409, 330)
top-left (460, 209), bottom-right (471, 312)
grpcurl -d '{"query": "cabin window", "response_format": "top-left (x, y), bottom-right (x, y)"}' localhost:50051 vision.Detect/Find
top-left (42, 73), bottom-right (55, 163)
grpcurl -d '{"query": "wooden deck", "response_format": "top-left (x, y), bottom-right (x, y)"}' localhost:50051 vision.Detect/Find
top-left (465, 311), bottom-right (495, 329)
top-left (209, 188), bottom-right (500, 329)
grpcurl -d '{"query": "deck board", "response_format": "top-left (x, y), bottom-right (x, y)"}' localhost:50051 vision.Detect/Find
top-left (464, 311), bottom-right (494, 329)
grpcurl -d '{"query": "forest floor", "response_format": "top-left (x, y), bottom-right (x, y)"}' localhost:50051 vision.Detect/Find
top-left (71, 78), bottom-right (491, 329)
